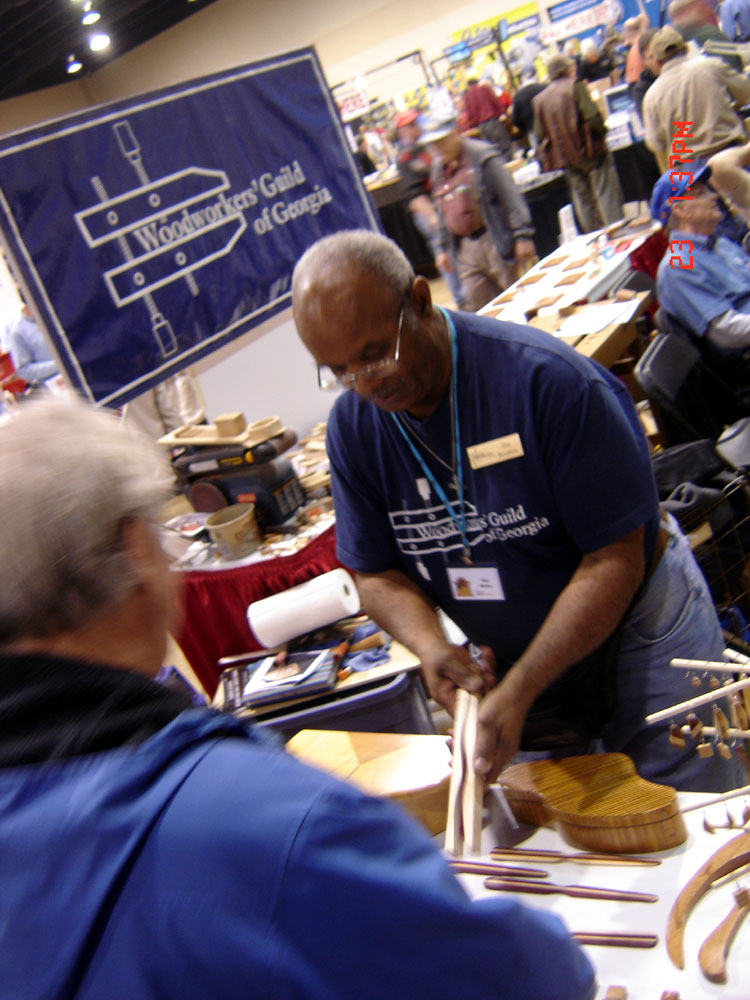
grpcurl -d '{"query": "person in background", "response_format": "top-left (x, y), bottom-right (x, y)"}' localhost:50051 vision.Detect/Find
top-left (354, 135), bottom-right (377, 176)
top-left (720, 0), bottom-right (750, 41)
top-left (630, 27), bottom-right (659, 120)
top-left (392, 109), bottom-right (466, 308)
top-left (651, 165), bottom-right (750, 390)
top-left (420, 116), bottom-right (537, 310)
top-left (462, 77), bottom-right (513, 159)
top-left (623, 14), bottom-right (651, 83)
top-left (577, 37), bottom-right (616, 82)
top-left (643, 25), bottom-right (750, 172)
top-left (533, 54), bottom-right (624, 232)
top-left (0, 396), bottom-right (597, 1000)
top-left (292, 229), bottom-right (742, 795)
top-left (7, 302), bottom-right (58, 385)
top-left (669, 0), bottom-right (745, 67)
top-left (510, 67), bottom-right (547, 149)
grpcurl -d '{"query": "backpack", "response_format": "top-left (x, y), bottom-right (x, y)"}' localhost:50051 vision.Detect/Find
top-left (433, 163), bottom-right (483, 238)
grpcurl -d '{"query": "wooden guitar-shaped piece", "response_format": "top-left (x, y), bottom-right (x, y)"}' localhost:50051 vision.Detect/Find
top-left (666, 831), bottom-right (750, 968)
top-left (499, 754), bottom-right (686, 854)
top-left (697, 885), bottom-right (750, 983)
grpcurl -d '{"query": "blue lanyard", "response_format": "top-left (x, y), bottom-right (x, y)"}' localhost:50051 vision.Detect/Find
top-left (391, 308), bottom-right (470, 556)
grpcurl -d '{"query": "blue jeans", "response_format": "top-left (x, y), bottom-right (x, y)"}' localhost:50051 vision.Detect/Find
top-left (412, 210), bottom-right (466, 308)
top-left (603, 513), bottom-right (745, 793)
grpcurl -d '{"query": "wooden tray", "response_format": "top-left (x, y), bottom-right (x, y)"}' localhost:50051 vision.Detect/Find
top-left (500, 753), bottom-right (687, 854)
top-left (158, 415), bottom-right (283, 448)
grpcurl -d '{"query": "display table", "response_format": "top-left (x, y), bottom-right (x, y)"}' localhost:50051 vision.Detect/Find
top-left (213, 640), bottom-right (433, 743)
top-left (451, 791), bottom-right (750, 999)
top-left (176, 524), bottom-right (341, 697)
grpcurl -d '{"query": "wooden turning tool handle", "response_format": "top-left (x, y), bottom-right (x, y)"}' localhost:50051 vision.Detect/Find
top-left (483, 877), bottom-right (658, 903)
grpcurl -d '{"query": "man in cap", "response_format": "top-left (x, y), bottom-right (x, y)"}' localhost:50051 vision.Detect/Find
top-left (392, 108), bottom-right (465, 307)
top-left (532, 54), bottom-right (624, 233)
top-left (293, 228), bottom-right (742, 794)
top-left (651, 164), bottom-right (750, 393)
top-left (0, 395), bottom-right (596, 1000)
top-left (419, 116), bottom-right (536, 311)
top-left (668, 0), bottom-right (744, 67)
top-left (642, 25), bottom-right (750, 171)
top-left (462, 77), bottom-right (513, 158)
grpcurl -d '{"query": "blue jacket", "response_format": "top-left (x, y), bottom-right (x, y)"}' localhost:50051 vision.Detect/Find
top-left (0, 709), bottom-right (595, 1000)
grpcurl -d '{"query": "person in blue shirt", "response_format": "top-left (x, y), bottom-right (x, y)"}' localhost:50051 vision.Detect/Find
top-left (651, 163), bottom-right (750, 392)
top-left (0, 396), bottom-right (595, 1000)
top-left (293, 229), bottom-right (743, 794)
top-left (7, 304), bottom-right (58, 384)
top-left (720, 0), bottom-right (750, 41)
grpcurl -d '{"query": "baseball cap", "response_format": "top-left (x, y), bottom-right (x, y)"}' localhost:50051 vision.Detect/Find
top-left (650, 162), bottom-right (711, 224)
top-left (649, 26), bottom-right (687, 62)
top-left (393, 108), bottom-right (419, 130)
top-left (418, 115), bottom-right (457, 145)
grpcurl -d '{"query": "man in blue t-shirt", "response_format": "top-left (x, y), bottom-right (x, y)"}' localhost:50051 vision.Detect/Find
top-left (652, 164), bottom-right (750, 398)
top-left (292, 230), bottom-right (741, 793)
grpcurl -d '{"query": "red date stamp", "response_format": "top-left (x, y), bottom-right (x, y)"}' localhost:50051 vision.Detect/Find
top-left (668, 121), bottom-right (694, 269)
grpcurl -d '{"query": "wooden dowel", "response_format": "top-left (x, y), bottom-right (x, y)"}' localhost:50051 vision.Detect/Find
top-left (681, 784), bottom-right (750, 814)
top-left (724, 647), bottom-right (750, 666)
top-left (645, 676), bottom-right (750, 725)
top-left (679, 724), bottom-right (750, 740)
top-left (572, 931), bottom-right (658, 948)
top-left (671, 658), bottom-right (746, 675)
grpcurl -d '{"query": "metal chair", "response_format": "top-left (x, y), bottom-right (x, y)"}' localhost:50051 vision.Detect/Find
top-left (635, 333), bottom-right (748, 445)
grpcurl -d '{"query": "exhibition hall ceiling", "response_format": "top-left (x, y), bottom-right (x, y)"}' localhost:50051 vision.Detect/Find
top-left (0, 0), bottom-right (220, 102)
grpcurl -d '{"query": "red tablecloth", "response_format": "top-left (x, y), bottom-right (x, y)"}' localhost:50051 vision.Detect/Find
top-left (176, 525), bottom-right (342, 697)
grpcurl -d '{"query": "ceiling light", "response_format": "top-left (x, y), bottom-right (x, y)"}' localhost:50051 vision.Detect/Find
top-left (89, 32), bottom-right (110, 51)
top-left (82, 10), bottom-right (101, 25)
top-left (66, 53), bottom-right (83, 74)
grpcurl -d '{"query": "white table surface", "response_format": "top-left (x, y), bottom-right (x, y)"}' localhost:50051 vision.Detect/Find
top-left (448, 791), bottom-right (750, 1000)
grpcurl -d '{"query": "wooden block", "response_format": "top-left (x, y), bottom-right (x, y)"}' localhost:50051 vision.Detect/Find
top-left (604, 987), bottom-right (627, 1000)
top-left (563, 257), bottom-right (590, 271)
top-left (518, 272), bottom-right (544, 286)
top-left (540, 255), bottom-right (567, 269)
top-left (214, 411), bottom-right (247, 435)
top-left (555, 271), bottom-right (585, 286)
top-left (615, 288), bottom-right (636, 301)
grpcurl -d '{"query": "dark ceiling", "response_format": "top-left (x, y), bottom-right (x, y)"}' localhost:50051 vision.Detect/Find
top-left (0, 0), bottom-right (220, 102)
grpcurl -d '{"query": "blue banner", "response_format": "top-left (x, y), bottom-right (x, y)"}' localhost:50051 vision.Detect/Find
top-left (0, 48), bottom-right (378, 407)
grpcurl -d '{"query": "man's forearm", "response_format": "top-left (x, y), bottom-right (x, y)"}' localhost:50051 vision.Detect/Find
top-left (354, 568), bottom-right (448, 658)
top-left (498, 528), bottom-right (645, 713)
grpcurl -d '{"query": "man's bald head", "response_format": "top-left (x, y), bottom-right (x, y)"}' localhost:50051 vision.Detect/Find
top-left (292, 230), bottom-right (450, 418)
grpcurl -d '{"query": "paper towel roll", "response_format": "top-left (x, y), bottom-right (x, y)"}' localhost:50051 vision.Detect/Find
top-left (246, 568), bottom-right (360, 648)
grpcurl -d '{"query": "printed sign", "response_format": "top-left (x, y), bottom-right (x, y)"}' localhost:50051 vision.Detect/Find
top-left (0, 47), bottom-right (379, 406)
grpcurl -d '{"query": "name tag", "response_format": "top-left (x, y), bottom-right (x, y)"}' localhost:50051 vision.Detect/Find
top-left (446, 565), bottom-right (504, 601)
top-left (467, 433), bottom-right (524, 470)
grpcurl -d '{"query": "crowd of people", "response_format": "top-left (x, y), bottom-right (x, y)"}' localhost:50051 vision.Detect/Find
top-left (352, 2), bottom-right (750, 315)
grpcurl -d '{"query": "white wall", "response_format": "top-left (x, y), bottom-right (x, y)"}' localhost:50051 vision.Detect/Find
top-left (0, 0), bottom-right (525, 434)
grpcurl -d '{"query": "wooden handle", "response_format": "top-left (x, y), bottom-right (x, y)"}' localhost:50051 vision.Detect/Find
top-left (572, 931), bottom-right (658, 948)
top-left (483, 877), bottom-right (658, 903)
top-left (698, 901), bottom-right (750, 983)
top-left (450, 861), bottom-right (548, 879)
top-left (490, 846), bottom-right (661, 866)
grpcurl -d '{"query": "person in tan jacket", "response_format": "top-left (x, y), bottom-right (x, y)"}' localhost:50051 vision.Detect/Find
top-left (643, 25), bottom-right (750, 172)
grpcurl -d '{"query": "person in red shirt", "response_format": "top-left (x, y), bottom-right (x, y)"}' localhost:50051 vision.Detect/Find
top-left (463, 78), bottom-right (512, 159)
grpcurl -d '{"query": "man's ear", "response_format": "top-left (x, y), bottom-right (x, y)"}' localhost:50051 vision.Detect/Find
top-left (411, 275), bottom-right (433, 318)
top-left (119, 518), bottom-right (159, 590)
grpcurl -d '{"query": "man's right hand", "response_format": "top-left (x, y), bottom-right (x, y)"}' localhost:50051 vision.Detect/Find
top-left (435, 251), bottom-right (453, 273)
top-left (419, 641), bottom-right (496, 715)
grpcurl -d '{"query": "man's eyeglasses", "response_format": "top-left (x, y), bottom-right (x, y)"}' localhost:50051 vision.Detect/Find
top-left (317, 299), bottom-right (405, 391)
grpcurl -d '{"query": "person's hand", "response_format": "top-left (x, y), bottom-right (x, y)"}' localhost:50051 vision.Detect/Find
top-left (472, 677), bottom-right (530, 782)
top-left (419, 641), bottom-right (495, 716)
top-left (514, 238), bottom-right (536, 260)
top-left (435, 251), bottom-right (453, 272)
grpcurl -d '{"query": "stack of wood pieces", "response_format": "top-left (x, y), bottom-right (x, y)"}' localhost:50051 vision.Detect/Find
top-left (288, 422), bottom-right (331, 497)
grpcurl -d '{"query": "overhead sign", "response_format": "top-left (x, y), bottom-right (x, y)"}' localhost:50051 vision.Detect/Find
top-left (0, 47), bottom-right (379, 407)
